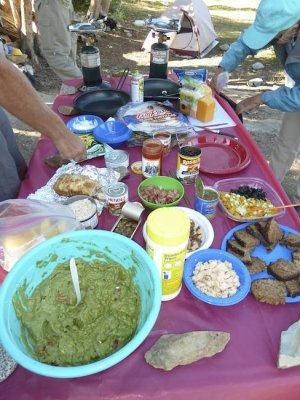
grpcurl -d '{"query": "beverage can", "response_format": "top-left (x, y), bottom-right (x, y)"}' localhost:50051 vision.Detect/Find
top-left (131, 71), bottom-right (144, 102)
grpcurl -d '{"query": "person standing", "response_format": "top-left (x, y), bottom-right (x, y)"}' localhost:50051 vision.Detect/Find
top-left (34, 0), bottom-right (82, 81)
top-left (210, 0), bottom-right (300, 203)
top-left (0, 54), bottom-right (86, 201)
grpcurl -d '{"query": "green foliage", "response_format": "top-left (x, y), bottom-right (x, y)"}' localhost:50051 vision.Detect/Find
top-left (73, 0), bottom-right (89, 12)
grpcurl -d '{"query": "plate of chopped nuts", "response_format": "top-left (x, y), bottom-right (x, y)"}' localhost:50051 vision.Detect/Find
top-left (142, 206), bottom-right (214, 258)
top-left (213, 177), bottom-right (285, 222)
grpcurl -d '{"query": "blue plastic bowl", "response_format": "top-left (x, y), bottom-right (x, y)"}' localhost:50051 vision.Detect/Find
top-left (66, 115), bottom-right (103, 134)
top-left (93, 119), bottom-right (132, 148)
top-left (183, 249), bottom-right (251, 306)
top-left (0, 230), bottom-right (161, 378)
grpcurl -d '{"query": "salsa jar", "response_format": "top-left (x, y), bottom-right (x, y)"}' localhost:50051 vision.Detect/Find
top-left (142, 138), bottom-right (163, 178)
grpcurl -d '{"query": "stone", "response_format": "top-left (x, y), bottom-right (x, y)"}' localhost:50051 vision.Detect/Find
top-left (219, 43), bottom-right (230, 51)
top-left (248, 78), bottom-right (264, 87)
top-left (144, 331), bottom-right (230, 371)
top-left (278, 319), bottom-right (300, 369)
top-left (0, 344), bottom-right (17, 382)
top-left (251, 62), bottom-right (265, 70)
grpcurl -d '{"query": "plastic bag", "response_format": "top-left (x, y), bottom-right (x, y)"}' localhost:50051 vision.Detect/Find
top-left (0, 199), bottom-right (80, 272)
top-left (173, 68), bottom-right (208, 83)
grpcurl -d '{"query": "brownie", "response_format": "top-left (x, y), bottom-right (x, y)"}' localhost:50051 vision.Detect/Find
top-left (246, 224), bottom-right (269, 247)
top-left (292, 250), bottom-right (300, 262)
top-left (263, 218), bottom-right (284, 250)
top-left (280, 233), bottom-right (300, 249)
top-left (267, 258), bottom-right (300, 281)
top-left (246, 256), bottom-right (267, 275)
top-left (227, 248), bottom-right (252, 265)
top-left (285, 279), bottom-right (300, 297)
top-left (255, 221), bottom-right (268, 235)
top-left (227, 239), bottom-right (251, 257)
top-left (233, 230), bottom-right (260, 252)
top-left (251, 279), bottom-right (286, 305)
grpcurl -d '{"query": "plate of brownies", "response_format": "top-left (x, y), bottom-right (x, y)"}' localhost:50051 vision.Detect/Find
top-left (221, 218), bottom-right (300, 305)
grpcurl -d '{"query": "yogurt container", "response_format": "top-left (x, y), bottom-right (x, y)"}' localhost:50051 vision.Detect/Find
top-left (145, 208), bottom-right (190, 301)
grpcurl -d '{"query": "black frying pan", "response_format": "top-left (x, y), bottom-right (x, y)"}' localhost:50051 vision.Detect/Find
top-left (144, 78), bottom-right (180, 101)
top-left (74, 89), bottom-right (131, 120)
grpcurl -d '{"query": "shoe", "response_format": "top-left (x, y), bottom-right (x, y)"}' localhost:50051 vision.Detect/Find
top-left (98, 15), bottom-right (117, 31)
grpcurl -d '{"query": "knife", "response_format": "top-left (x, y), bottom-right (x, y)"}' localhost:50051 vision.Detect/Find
top-left (196, 127), bottom-right (239, 141)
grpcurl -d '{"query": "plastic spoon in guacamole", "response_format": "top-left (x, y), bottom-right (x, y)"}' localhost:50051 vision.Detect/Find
top-left (70, 257), bottom-right (81, 305)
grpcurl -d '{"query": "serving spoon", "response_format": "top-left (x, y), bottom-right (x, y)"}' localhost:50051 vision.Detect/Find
top-left (250, 203), bottom-right (300, 211)
top-left (70, 257), bottom-right (81, 306)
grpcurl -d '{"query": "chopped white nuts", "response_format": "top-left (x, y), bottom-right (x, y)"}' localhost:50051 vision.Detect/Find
top-left (68, 198), bottom-right (97, 221)
top-left (192, 259), bottom-right (240, 298)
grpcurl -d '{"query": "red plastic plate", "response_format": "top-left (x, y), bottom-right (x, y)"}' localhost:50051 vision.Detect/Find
top-left (185, 133), bottom-right (251, 174)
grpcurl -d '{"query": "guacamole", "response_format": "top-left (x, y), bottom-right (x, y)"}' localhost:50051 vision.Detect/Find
top-left (13, 258), bottom-right (141, 366)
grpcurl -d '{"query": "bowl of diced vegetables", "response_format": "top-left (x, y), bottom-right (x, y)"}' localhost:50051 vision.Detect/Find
top-left (213, 177), bottom-right (285, 222)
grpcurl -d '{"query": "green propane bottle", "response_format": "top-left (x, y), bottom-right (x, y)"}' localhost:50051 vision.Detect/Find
top-left (149, 33), bottom-right (169, 79)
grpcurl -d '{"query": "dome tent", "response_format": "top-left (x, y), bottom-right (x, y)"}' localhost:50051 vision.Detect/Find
top-left (142, 0), bottom-right (218, 58)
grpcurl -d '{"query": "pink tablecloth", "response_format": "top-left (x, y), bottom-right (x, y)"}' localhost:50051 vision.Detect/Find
top-left (2, 77), bottom-right (300, 400)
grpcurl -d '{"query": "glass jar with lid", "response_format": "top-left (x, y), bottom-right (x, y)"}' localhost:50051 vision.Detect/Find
top-left (142, 139), bottom-right (163, 178)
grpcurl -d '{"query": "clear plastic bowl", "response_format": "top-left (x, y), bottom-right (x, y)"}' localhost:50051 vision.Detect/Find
top-left (213, 177), bottom-right (285, 222)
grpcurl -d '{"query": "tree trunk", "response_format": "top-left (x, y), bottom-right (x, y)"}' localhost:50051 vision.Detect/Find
top-left (0, 0), bottom-right (40, 66)
top-left (20, 0), bottom-right (39, 66)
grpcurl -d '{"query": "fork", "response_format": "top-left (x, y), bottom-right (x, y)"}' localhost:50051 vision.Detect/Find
top-left (168, 170), bottom-right (193, 208)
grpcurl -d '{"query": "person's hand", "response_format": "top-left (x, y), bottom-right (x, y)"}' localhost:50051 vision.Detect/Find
top-left (54, 131), bottom-right (87, 162)
top-left (236, 94), bottom-right (263, 114)
top-left (209, 66), bottom-right (225, 93)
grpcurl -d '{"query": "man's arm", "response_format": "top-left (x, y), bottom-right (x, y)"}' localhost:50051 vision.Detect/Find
top-left (0, 55), bottom-right (86, 161)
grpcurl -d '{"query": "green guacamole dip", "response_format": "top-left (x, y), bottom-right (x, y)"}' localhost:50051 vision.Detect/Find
top-left (13, 258), bottom-right (141, 366)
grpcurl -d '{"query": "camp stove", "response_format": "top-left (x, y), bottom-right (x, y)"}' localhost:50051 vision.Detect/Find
top-left (146, 17), bottom-right (180, 79)
top-left (68, 21), bottom-right (111, 92)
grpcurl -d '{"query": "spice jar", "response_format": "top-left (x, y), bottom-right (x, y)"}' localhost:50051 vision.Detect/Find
top-left (142, 138), bottom-right (163, 178)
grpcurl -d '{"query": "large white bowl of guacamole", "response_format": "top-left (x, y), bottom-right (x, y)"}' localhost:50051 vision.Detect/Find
top-left (0, 230), bottom-right (161, 378)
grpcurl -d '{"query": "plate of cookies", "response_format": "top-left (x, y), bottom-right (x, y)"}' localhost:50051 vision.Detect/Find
top-left (221, 218), bottom-right (300, 304)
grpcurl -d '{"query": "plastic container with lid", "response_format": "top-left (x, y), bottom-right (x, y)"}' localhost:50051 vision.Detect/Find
top-left (142, 138), bottom-right (163, 178)
top-left (145, 208), bottom-right (190, 301)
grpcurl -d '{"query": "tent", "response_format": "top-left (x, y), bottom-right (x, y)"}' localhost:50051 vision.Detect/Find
top-left (142, 0), bottom-right (218, 58)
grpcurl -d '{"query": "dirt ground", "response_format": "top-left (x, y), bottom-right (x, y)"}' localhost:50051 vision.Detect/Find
top-left (10, 16), bottom-right (300, 203)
